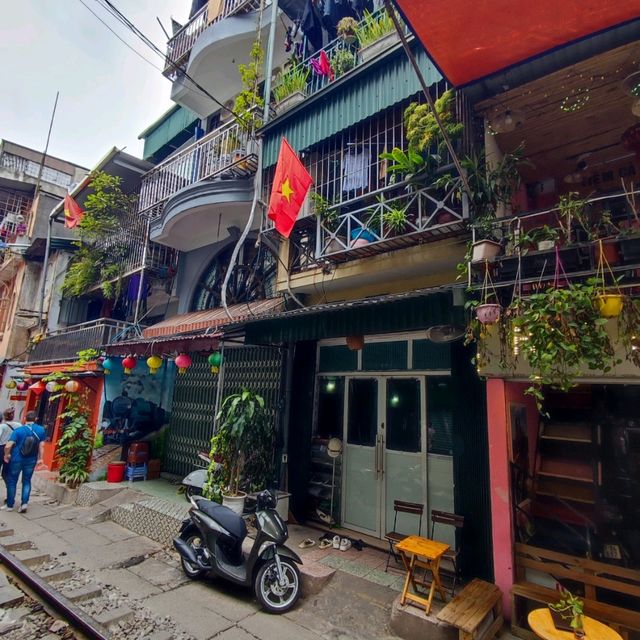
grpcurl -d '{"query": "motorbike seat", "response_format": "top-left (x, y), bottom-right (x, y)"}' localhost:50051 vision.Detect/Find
top-left (196, 498), bottom-right (247, 541)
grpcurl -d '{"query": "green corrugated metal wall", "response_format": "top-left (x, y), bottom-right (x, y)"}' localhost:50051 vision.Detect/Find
top-left (142, 106), bottom-right (199, 162)
top-left (165, 346), bottom-right (284, 477)
top-left (262, 46), bottom-right (441, 168)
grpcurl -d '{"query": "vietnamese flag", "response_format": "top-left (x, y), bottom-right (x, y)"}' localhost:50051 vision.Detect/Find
top-left (63, 194), bottom-right (84, 229)
top-left (267, 138), bottom-right (313, 238)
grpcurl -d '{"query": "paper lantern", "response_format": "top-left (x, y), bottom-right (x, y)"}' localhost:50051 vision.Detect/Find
top-left (45, 381), bottom-right (58, 393)
top-left (29, 380), bottom-right (46, 396)
top-left (5, 380), bottom-right (16, 389)
top-left (146, 355), bottom-right (163, 375)
top-left (122, 356), bottom-right (137, 375)
top-left (175, 353), bottom-right (192, 374)
top-left (65, 380), bottom-right (80, 393)
top-left (346, 335), bottom-right (364, 351)
top-left (208, 352), bottom-right (222, 374)
top-left (17, 381), bottom-right (29, 392)
top-left (101, 357), bottom-right (115, 374)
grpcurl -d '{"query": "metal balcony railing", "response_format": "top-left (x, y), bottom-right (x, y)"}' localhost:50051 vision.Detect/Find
top-left (286, 178), bottom-right (468, 272)
top-left (0, 187), bottom-right (33, 245)
top-left (27, 319), bottom-right (139, 364)
top-left (163, 0), bottom-right (262, 76)
top-left (138, 118), bottom-right (258, 219)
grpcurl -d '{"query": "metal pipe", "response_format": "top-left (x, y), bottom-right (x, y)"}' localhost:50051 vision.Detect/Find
top-left (383, 0), bottom-right (471, 199)
top-left (33, 92), bottom-right (59, 210)
top-left (36, 213), bottom-right (55, 329)
top-left (262, 0), bottom-right (279, 128)
top-left (133, 217), bottom-right (150, 325)
top-left (279, 340), bottom-right (294, 491)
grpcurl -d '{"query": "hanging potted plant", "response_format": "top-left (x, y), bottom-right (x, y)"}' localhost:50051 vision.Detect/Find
top-left (549, 589), bottom-right (585, 638)
top-left (273, 66), bottom-right (310, 115)
top-left (355, 9), bottom-right (398, 63)
top-left (473, 262), bottom-right (502, 325)
top-left (337, 17), bottom-right (358, 44)
top-left (203, 390), bottom-right (275, 515)
top-left (594, 239), bottom-right (625, 318)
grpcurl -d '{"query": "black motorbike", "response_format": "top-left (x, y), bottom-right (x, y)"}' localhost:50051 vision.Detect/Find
top-left (173, 490), bottom-right (302, 613)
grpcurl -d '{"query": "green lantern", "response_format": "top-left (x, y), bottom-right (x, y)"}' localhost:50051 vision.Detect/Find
top-left (208, 351), bottom-right (222, 374)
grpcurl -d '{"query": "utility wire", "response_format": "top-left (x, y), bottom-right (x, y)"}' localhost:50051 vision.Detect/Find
top-left (91, 0), bottom-right (251, 129)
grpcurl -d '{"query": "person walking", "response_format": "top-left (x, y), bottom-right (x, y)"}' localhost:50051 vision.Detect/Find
top-left (2, 410), bottom-right (45, 513)
top-left (0, 408), bottom-right (21, 500)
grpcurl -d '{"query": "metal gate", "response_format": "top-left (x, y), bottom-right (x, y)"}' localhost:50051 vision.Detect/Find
top-left (165, 345), bottom-right (285, 477)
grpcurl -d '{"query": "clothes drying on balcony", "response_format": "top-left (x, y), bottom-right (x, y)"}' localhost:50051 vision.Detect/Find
top-left (342, 146), bottom-right (370, 193)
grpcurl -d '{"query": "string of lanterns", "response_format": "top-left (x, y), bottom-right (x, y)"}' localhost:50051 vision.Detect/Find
top-left (98, 351), bottom-right (223, 376)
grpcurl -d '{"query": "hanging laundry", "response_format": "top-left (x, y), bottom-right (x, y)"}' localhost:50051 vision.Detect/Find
top-left (342, 146), bottom-right (371, 193)
top-left (301, 0), bottom-right (324, 53)
top-left (310, 49), bottom-right (334, 81)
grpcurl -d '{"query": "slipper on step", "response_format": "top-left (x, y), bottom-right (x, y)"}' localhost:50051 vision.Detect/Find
top-left (298, 538), bottom-right (316, 549)
top-left (319, 539), bottom-right (333, 549)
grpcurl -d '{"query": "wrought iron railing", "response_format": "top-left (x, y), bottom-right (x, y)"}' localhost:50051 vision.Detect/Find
top-left (287, 179), bottom-right (468, 272)
top-left (163, 0), bottom-right (263, 76)
top-left (0, 152), bottom-right (73, 189)
top-left (138, 117), bottom-right (258, 219)
top-left (271, 7), bottom-right (407, 113)
top-left (0, 187), bottom-right (33, 245)
top-left (27, 319), bottom-right (139, 363)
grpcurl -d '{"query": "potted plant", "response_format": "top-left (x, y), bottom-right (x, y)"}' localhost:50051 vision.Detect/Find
top-left (310, 192), bottom-right (343, 253)
top-left (337, 17), bottom-right (358, 44)
top-left (594, 240), bottom-right (625, 318)
top-left (549, 589), bottom-right (585, 638)
top-left (529, 225), bottom-right (560, 251)
top-left (331, 47), bottom-right (356, 78)
top-left (382, 203), bottom-right (409, 236)
top-left (355, 9), bottom-right (398, 63)
top-left (203, 390), bottom-right (275, 515)
top-left (273, 66), bottom-right (310, 115)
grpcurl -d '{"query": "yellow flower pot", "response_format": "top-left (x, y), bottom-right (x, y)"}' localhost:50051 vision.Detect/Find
top-left (597, 294), bottom-right (624, 318)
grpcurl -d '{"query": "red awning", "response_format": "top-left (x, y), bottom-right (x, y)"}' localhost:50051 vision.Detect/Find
top-left (393, 0), bottom-right (640, 86)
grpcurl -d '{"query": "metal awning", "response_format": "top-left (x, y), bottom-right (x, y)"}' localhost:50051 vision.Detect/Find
top-left (392, 0), bottom-right (640, 87)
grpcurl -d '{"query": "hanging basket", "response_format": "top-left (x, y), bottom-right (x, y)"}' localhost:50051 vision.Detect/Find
top-left (476, 303), bottom-right (502, 325)
top-left (596, 294), bottom-right (624, 318)
top-left (346, 335), bottom-right (364, 351)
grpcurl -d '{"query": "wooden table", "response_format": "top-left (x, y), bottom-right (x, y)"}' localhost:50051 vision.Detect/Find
top-left (395, 535), bottom-right (449, 615)
top-left (528, 608), bottom-right (623, 640)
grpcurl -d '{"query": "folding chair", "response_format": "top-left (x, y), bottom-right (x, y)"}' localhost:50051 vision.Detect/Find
top-left (430, 509), bottom-right (464, 595)
top-left (384, 500), bottom-right (424, 572)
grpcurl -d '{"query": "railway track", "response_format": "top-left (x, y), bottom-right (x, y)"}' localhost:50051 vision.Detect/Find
top-left (0, 527), bottom-right (110, 640)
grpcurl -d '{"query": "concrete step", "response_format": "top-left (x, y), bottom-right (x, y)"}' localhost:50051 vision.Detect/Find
top-left (0, 536), bottom-right (33, 552)
top-left (61, 584), bottom-right (103, 603)
top-left (39, 565), bottom-right (75, 583)
top-left (300, 561), bottom-right (336, 598)
top-left (94, 606), bottom-right (134, 628)
top-left (147, 632), bottom-right (173, 640)
top-left (0, 527), bottom-right (15, 538)
top-left (0, 585), bottom-right (24, 607)
top-left (12, 549), bottom-right (50, 568)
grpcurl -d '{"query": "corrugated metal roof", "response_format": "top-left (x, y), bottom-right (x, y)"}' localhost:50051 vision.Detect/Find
top-left (142, 105), bottom-right (199, 161)
top-left (262, 45), bottom-right (441, 167)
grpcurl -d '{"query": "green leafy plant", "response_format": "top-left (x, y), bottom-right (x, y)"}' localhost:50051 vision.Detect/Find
top-left (511, 225), bottom-right (559, 253)
top-left (273, 65), bottom-right (310, 103)
top-left (233, 39), bottom-right (264, 133)
top-left (310, 191), bottom-right (338, 230)
top-left (549, 589), bottom-right (584, 633)
top-left (557, 192), bottom-right (593, 243)
top-left (355, 9), bottom-right (395, 47)
top-left (56, 399), bottom-right (93, 488)
top-left (379, 147), bottom-right (443, 188)
top-left (203, 390), bottom-right (275, 502)
top-left (331, 48), bottom-right (356, 78)
top-left (337, 16), bottom-right (358, 38)
top-left (382, 203), bottom-right (409, 234)
top-left (61, 246), bottom-right (103, 297)
top-left (404, 90), bottom-right (463, 156)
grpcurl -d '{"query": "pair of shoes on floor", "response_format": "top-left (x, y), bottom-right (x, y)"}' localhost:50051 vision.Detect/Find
top-left (0, 504), bottom-right (13, 512)
top-left (18, 505), bottom-right (27, 513)
top-left (316, 508), bottom-right (335, 525)
top-left (319, 538), bottom-right (333, 549)
top-left (331, 535), bottom-right (352, 551)
top-left (298, 538), bottom-right (316, 549)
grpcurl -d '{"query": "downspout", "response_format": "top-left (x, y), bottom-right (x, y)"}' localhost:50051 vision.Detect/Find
top-left (133, 217), bottom-right (150, 325)
top-left (279, 340), bottom-right (294, 491)
top-left (37, 211), bottom-right (56, 330)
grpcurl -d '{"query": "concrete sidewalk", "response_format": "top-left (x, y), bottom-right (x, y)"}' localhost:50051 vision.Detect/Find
top-left (0, 476), bottom-right (518, 640)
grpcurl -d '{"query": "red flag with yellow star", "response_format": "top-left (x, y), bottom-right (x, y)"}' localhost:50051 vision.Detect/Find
top-left (63, 194), bottom-right (84, 229)
top-left (267, 138), bottom-right (313, 238)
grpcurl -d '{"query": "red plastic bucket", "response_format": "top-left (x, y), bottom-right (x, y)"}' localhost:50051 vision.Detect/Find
top-left (106, 461), bottom-right (126, 483)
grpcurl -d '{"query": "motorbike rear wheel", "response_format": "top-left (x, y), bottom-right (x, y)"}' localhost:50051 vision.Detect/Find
top-left (180, 533), bottom-right (205, 580)
top-left (254, 557), bottom-right (300, 613)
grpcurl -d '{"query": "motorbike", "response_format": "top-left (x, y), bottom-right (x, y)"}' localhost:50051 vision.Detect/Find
top-left (173, 489), bottom-right (302, 613)
top-left (182, 451), bottom-right (216, 500)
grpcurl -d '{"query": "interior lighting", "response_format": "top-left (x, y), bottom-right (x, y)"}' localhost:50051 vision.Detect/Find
top-left (390, 394), bottom-right (400, 407)
top-left (560, 88), bottom-right (590, 112)
top-left (326, 380), bottom-right (336, 392)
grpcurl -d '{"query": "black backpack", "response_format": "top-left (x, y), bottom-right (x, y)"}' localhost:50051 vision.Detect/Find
top-left (20, 425), bottom-right (40, 457)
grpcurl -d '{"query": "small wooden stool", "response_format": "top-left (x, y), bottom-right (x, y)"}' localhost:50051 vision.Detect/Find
top-left (437, 578), bottom-right (503, 640)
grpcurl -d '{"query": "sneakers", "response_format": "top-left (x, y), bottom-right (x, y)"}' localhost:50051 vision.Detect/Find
top-left (0, 505), bottom-right (13, 512)
top-left (18, 505), bottom-right (27, 514)
top-left (332, 535), bottom-right (341, 549)
top-left (339, 538), bottom-right (352, 552)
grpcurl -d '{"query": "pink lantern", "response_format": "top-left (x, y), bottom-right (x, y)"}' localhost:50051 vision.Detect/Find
top-left (65, 380), bottom-right (80, 393)
top-left (29, 380), bottom-right (46, 396)
top-left (175, 353), bottom-right (192, 374)
top-left (122, 356), bottom-right (137, 375)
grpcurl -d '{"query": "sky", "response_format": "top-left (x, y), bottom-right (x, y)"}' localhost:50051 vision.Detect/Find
top-left (0, 0), bottom-right (191, 170)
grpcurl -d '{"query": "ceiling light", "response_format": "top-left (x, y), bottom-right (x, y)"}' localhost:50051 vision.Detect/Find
top-left (488, 109), bottom-right (525, 134)
top-left (623, 71), bottom-right (640, 97)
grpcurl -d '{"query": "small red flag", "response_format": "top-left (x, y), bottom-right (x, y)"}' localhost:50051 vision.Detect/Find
top-left (63, 194), bottom-right (84, 229)
top-left (267, 138), bottom-right (313, 238)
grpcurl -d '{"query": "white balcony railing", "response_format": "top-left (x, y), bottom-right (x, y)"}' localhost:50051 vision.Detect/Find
top-left (138, 118), bottom-right (258, 219)
top-left (164, 0), bottom-right (262, 75)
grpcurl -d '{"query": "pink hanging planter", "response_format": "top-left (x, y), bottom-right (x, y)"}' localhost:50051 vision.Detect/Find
top-left (476, 303), bottom-right (502, 325)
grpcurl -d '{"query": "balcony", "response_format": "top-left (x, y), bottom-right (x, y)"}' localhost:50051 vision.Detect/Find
top-left (27, 319), bottom-right (139, 364)
top-left (164, 0), bottom-right (262, 77)
top-left (0, 187), bottom-right (32, 245)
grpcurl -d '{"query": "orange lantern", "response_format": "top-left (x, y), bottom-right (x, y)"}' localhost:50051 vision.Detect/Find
top-left (65, 380), bottom-right (80, 393)
top-left (346, 335), bottom-right (364, 351)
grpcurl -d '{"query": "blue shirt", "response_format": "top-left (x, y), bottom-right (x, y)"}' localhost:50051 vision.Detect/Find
top-left (9, 423), bottom-right (46, 461)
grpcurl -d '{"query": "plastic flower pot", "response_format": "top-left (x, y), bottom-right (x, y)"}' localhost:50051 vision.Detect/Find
top-left (595, 240), bottom-right (620, 266)
top-left (476, 303), bottom-right (502, 325)
top-left (537, 240), bottom-right (555, 251)
top-left (596, 294), bottom-right (624, 318)
top-left (471, 240), bottom-right (501, 262)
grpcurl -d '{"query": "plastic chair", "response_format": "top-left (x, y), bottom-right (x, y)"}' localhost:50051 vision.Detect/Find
top-left (430, 509), bottom-right (464, 595)
top-left (384, 500), bottom-right (424, 572)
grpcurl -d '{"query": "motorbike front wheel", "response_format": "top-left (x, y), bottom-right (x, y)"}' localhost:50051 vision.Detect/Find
top-left (180, 533), bottom-right (205, 580)
top-left (254, 557), bottom-right (300, 613)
